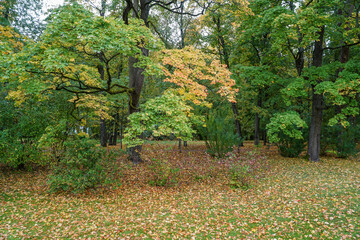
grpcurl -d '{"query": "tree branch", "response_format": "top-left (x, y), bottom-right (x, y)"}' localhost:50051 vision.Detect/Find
top-left (323, 41), bottom-right (360, 50)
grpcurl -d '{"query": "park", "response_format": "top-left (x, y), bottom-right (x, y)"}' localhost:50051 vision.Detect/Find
top-left (1, 0), bottom-right (360, 238)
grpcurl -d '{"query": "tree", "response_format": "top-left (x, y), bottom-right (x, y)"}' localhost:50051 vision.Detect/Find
top-left (234, 0), bottom-right (360, 161)
top-left (0, 0), bottom-right (44, 39)
top-left (124, 46), bottom-right (238, 149)
top-left (5, 2), bottom-right (160, 120)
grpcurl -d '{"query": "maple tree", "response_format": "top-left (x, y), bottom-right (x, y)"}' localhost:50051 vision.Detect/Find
top-left (124, 46), bottom-right (238, 148)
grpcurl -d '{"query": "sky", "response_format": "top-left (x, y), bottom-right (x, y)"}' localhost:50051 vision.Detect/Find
top-left (43, 0), bottom-right (65, 11)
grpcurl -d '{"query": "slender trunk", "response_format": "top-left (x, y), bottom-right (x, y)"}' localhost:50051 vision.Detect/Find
top-left (254, 113), bottom-right (260, 146)
top-left (100, 117), bottom-right (107, 147)
top-left (179, 1), bottom-right (185, 48)
top-left (254, 90), bottom-right (262, 146)
top-left (263, 131), bottom-right (267, 146)
top-left (109, 112), bottom-right (119, 146)
top-left (308, 26), bottom-right (324, 162)
top-left (213, 16), bottom-right (243, 147)
top-left (335, 2), bottom-right (353, 155)
top-left (97, 64), bottom-right (108, 147)
top-left (231, 102), bottom-right (243, 147)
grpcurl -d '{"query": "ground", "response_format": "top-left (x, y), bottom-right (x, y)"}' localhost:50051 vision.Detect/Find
top-left (1, 141), bottom-right (359, 239)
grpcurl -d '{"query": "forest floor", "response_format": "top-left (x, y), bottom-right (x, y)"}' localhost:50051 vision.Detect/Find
top-left (1, 141), bottom-right (359, 239)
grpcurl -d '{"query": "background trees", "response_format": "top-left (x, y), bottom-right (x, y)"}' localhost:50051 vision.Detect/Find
top-left (1, 0), bottom-right (360, 171)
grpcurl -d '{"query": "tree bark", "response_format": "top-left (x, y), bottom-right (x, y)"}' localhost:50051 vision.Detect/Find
top-left (231, 102), bottom-right (244, 147)
top-left (254, 113), bottom-right (260, 146)
top-left (100, 117), bottom-right (107, 147)
top-left (308, 92), bottom-right (323, 161)
top-left (213, 16), bottom-right (243, 147)
top-left (125, 0), bottom-right (151, 164)
top-left (254, 90), bottom-right (262, 146)
top-left (127, 54), bottom-right (147, 164)
top-left (308, 26), bottom-right (324, 162)
top-left (109, 112), bottom-right (119, 146)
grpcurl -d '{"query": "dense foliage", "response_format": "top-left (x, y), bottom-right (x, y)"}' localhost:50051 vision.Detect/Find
top-left (1, 1), bottom-right (360, 238)
top-left (1, 0), bottom-right (359, 189)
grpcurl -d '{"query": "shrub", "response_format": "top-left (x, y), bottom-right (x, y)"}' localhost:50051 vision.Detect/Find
top-left (199, 107), bottom-right (241, 158)
top-left (266, 111), bottom-right (307, 157)
top-left (148, 158), bottom-right (179, 187)
top-left (48, 138), bottom-right (107, 193)
top-left (0, 137), bottom-right (45, 169)
top-left (223, 150), bottom-right (268, 190)
top-left (320, 124), bottom-right (359, 158)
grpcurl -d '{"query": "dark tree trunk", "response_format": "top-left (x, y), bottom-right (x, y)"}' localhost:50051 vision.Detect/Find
top-left (263, 131), bottom-right (267, 146)
top-left (308, 93), bottom-right (323, 162)
top-left (254, 90), bottom-right (262, 146)
top-left (308, 26), bottom-right (325, 162)
top-left (100, 117), bottom-right (107, 147)
top-left (109, 112), bottom-right (119, 146)
top-left (254, 113), bottom-right (260, 146)
top-left (335, 2), bottom-right (353, 155)
top-left (231, 102), bottom-right (243, 147)
top-left (125, 0), bottom-right (151, 164)
top-left (295, 47), bottom-right (304, 76)
top-left (127, 54), bottom-right (147, 164)
top-left (213, 16), bottom-right (243, 147)
top-left (97, 64), bottom-right (108, 147)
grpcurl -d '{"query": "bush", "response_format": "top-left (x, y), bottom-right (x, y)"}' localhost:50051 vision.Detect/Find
top-left (224, 150), bottom-right (268, 190)
top-left (321, 124), bottom-right (359, 158)
top-left (148, 158), bottom-right (179, 187)
top-left (336, 126), bottom-right (358, 158)
top-left (199, 107), bottom-right (241, 158)
top-left (267, 111), bottom-right (307, 157)
top-left (0, 137), bottom-right (46, 169)
top-left (48, 138), bottom-right (108, 193)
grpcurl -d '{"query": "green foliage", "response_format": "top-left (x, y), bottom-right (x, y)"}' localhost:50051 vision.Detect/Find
top-left (224, 150), bottom-right (268, 190)
top-left (0, 95), bottom-right (49, 168)
top-left (199, 107), bottom-right (240, 158)
top-left (48, 138), bottom-right (108, 193)
top-left (124, 90), bottom-right (195, 147)
top-left (320, 124), bottom-right (359, 158)
top-left (148, 158), bottom-right (179, 187)
top-left (267, 111), bottom-right (307, 157)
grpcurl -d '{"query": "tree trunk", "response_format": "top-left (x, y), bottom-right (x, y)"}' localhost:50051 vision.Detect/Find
top-left (308, 26), bottom-right (324, 162)
top-left (213, 16), bottom-right (243, 147)
top-left (127, 54), bottom-right (147, 164)
top-left (308, 92), bottom-right (323, 162)
top-left (100, 117), bottom-right (107, 147)
top-left (109, 112), bottom-right (119, 146)
top-left (231, 102), bottom-right (243, 147)
top-left (254, 113), bottom-right (260, 146)
top-left (125, 0), bottom-right (151, 164)
top-left (254, 90), bottom-right (262, 146)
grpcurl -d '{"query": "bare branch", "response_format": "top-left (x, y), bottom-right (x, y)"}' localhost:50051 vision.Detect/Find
top-left (323, 41), bottom-right (360, 50)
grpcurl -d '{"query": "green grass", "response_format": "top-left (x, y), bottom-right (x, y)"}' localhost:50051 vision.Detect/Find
top-left (0, 143), bottom-right (359, 239)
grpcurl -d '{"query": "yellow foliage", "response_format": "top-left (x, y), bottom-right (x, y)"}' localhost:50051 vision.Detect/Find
top-left (158, 46), bottom-right (238, 106)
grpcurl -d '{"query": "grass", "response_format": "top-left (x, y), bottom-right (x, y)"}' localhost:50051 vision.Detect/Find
top-left (1, 141), bottom-right (359, 239)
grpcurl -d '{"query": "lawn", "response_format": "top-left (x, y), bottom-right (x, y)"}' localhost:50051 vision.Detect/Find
top-left (1, 141), bottom-right (359, 239)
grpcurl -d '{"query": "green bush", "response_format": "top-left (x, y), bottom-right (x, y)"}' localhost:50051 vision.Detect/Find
top-left (320, 124), bottom-right (358, 158)
top-left (148, 158), bottom-right (179, 187)
top-left (0, 136), bottom-right (45, 169)
top-left (199, 107), bottom-right (241, 158)
top-left (0, 97), bottom-right (49, 169)
top-left (48, 138), bottom-right (107, 193)
top-left (267, 111), bottom-right (307, 157)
